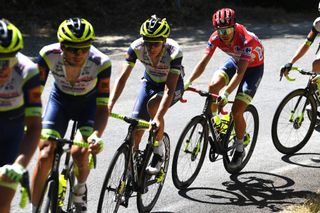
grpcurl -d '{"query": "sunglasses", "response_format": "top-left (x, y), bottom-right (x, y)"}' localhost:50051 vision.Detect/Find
top-left (217, 27), bottom-right (234, 35)
top-left (144, 41), bottom-right (163, 48)
top-left (64, 46), bottom-right (90, 54)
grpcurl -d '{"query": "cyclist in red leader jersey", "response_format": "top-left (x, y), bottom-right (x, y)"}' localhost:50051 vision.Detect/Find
top-left (185, 8), bottom-right (264, 168)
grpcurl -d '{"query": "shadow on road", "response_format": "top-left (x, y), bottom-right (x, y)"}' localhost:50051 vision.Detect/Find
top-left (281, 152), bottom-right (320, 168)
top-left (178, 171), bottom-right (315, 212)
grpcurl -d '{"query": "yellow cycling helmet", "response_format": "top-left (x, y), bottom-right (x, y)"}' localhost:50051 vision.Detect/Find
top-left (140, 15), bottom-right (170, 40)
top-left (0, 19), bottom-right (23, 54)
top-left (57, 17), bottom-right (94, 45)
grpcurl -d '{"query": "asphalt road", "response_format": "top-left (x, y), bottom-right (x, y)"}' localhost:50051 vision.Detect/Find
top-left (11, 19), bottom-right (320, 212)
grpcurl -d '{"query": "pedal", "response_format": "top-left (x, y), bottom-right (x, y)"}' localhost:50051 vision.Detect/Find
top-left (209, 146), bottom-right (218, 162)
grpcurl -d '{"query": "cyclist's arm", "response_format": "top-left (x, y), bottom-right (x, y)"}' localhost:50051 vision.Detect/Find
top-left (16, 116), bottom-right (41, 167)
top-left (155, 72), bottom-right (179, 119)
top-left (187, 53), bottom-right (212, 83)
top-left (289, 29), bottom-right (317, 64)
top-left (18, 69), bottom-right (42, 167)
top-left (108, 64), bottom-right (133, 111)
top-left (94, 64), bottom-right (111, 137)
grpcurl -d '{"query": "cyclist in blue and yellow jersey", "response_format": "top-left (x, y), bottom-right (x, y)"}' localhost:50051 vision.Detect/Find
top-left (281, 2), bottom-right (320, 81)
top-left (31, 17), bottom-right (111, 213)
top-left (185, 8), bottom-right (264, 168)
top-left (0, 19), bottom-right (42, 213)
top-left (108, 15), bottom-right (184, 175)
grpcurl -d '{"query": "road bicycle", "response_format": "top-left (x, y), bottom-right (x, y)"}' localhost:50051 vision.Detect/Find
top-left (172, 87), bottom-right (259, 190)
top-left (97, 112), bottom-right (170, 213)
top-left (36, 120), bottom-right (96, 213)
top-left (271, 67), bottom-right (320, 155)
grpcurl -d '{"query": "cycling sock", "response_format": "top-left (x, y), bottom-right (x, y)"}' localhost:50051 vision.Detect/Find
top-left (31, 204), bottom-right (37, 213)
top-left (153, 138), bottom-right (164, 157)
top-left (74, 181), bottom-right (86, 195)
top-left (235, 138), bottom-right (244, 152)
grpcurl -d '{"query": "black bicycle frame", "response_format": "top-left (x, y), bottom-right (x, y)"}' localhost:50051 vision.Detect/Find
top-left (201, 95), bottom-right (234, 155)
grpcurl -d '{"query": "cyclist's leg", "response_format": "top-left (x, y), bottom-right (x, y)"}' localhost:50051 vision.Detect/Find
top-left (231, 64), bottom-right (263, 166)
top-left (209, 58), bottom-right (236, 114)
top-left (312, 52), bottom-right (320, 72)
top-left (31, 91), bottom-right (68, 208)
top-left (131, 78), bottom-right (156, 149)
top-left (0, 120), bottom-right (24, 212)
top-left (146, 76), bottom-right (183, 174)
top-left (70, 95), bottom-right (96, 212)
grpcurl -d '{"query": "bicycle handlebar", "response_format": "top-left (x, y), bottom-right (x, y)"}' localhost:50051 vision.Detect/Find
top-left (282, 67), bottom-right (315, 82)
top-left (180, 86), bottom-right (228, 115)
top-left (111, 112), bottom-right (150, 128)
top-left (41, 135), bottom-right (90, 148)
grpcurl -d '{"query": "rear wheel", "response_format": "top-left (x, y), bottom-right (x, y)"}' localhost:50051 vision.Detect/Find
top-left (137, 133), bottom-right (170, 213)
top-left (171, 116), bottom-right (209, 190)
top-left (271, 89), bottom-right (317, 154)
top-left (97, 144), bottom-right (129, 213)
top-left (223, 104), bottom-right (259, 174)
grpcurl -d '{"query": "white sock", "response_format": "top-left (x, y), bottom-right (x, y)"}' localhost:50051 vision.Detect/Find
top-left (235, 138), bottom-right (244, 152)
top-left (74, 181), bottom-right (86, 195)
top-left (154, 139), bottom-right (164, 158)
top-left (31, 204), bottom-right (37, 213)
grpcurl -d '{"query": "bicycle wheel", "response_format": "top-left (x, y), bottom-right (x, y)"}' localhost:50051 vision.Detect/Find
top-left (172, 115), bottom-right (209, 190)
top-left (97, 144), bottom-right (129, 213)
top-left (137, 133), bottom-right (170, 213)
top-left (37, 177), bottom-right (58, 213)
top-left (271, 89), bottom-right (317, 154)
top-left (60, 161), bottom-right (75, 212)
top-left (223, 104), bottom-right (259, 174)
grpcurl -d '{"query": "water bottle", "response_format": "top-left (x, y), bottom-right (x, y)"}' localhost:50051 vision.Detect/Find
top-left (58, 174), bottom-right (67, 207)
top-left (220, 114), bottom-right (230, 134)
top-left (212, 115), bottom-right (222, 131)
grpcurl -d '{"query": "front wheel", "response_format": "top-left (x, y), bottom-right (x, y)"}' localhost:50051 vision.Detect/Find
top-left (97, 144), bottom-right (129, 213)
top-left (137, 133), bottom-right (170, 213)
top-left (223, 104), bottom-right (259, 174)
top-left (171, 115), bottom-right (209, 190)
top-left (36, 177), bottom-right (58, 213)
top-left (271, 89), bottom-right (317, 155)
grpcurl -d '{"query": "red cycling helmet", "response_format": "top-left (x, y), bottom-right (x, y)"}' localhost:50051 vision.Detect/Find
top-left (212, 8), bottom-right (235, 29)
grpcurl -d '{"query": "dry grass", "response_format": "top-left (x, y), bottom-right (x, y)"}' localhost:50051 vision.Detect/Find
top-left (282, 192), bottom-right (320, 213)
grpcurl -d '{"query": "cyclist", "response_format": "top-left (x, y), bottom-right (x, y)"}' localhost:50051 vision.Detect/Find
top-left (280, 2), bottom-right (320, 82)
top-left (108, 15), bottom-right (184, 174)
top-left (31, 17), bottom-right (111, 212)
top-left (0, 19), bottom-right (42, 213)
top-left (184, 8), bottom-right (264, 168)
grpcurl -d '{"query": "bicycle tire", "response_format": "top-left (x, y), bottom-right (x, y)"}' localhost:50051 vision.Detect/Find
top-left (37, 177), bottom-right (58, 213)
top-left (223, 104), bottom-right (259, 174)
top-left (137, 133), bottom-right (170, 213)
top-left (61, 161), bottom-right (75, 212)
top-left (271, 89), bottom-right (317, 154)
top-left (171, 115), bottom-right (209, 190)
top-left (97, 144), bottom-right (129, 213)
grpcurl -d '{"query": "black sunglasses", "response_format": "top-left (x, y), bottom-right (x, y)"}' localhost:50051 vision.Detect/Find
top-left (144, 41), bottom-right (163, 48)
top-left (64, 46), bottom-right (90, 54)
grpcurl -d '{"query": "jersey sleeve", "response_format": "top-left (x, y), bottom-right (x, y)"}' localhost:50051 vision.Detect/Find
top-left (23, 66), bottom-right (42, 117)
top-left (204, 33), bottom-right (218, 56)
top-left (169, 41), bottom-right (183, 75)
top-left (313, 17), bottom-right (320, 32)
top-left (35, 54), bottom-right (50, 90)
top-left (96, 60), bottom-right (111, 106)
top-left (125, 47), bottom-right (138, 67)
